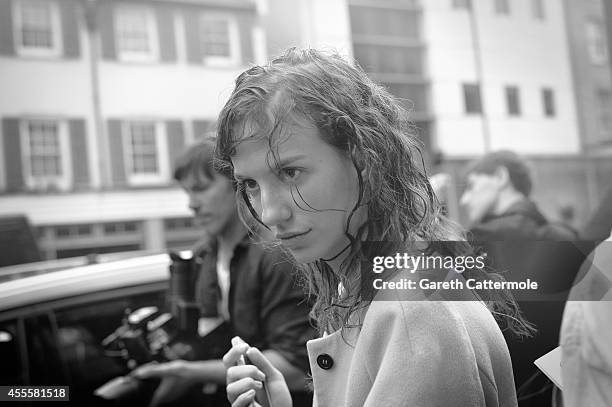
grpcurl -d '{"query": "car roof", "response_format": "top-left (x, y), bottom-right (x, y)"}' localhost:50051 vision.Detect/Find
top-left (0, 253), bottom-right (172, 312)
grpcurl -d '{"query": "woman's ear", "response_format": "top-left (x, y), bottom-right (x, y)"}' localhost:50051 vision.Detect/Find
top-left (494, 166), bottom-right (511, 188)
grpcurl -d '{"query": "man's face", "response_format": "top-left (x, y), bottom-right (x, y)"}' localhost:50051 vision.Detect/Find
top-left (460, 172), bottom-right (502, 225)
top-left (179, 172), bottom-right (238, 238)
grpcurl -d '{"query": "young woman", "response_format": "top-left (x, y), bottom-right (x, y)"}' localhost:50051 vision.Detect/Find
top-left (215, 48), bottom-right (527, 407)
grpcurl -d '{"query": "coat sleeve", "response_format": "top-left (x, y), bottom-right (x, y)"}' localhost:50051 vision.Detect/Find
top-left (258, 250), bottom-right (316, 373)
top-left (357, 301), bottom-right (497, 407)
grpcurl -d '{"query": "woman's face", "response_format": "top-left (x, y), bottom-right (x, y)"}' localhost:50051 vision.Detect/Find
top-left (231, 119), bottom-right (365, 264)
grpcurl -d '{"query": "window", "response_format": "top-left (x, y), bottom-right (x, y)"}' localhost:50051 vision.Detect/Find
top-left (0, 320), bottom-right (22, 385)
top-left (585, 20), bottom-right (609, 65)
top-left (123, 121), bottom-right (169, 185)
top-left (13, 0), bottom-right (62, 56)
top-left (199, 14), bottom-right (240, 66)
top-left (349, 6), bottom-right (420, 38)
top-left (494, 0), bottom-right (510, 15)
top-left (452, 0), bottom-right (471, 9)
top-left (103, 221), bottom-right (141, 235)
top-left (597, 88), bottom-right (612, 139)
top-left (463, 83), bottom-right (482, 114)
top-left (115, 7), bottom-right (158, 62)
top-left (55, 224), bottom-right (93, 239)
top-left (505, 86), bottom-right (521, 116)
top-left (353, 44), bottom-right (423, 75)
top-left (21, 119), bottom-right (70, 190)
top-left (542, 88), bottom-right (556, 117)
top-left (384, 82), bottom-right (428, 112)
top-left (532, 0), bottom-right (545, 20)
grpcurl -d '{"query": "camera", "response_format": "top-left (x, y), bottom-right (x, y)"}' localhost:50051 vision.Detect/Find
top-left (94, 252), bottom-right (232, 404)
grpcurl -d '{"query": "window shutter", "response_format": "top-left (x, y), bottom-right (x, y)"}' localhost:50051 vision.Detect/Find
top-left (166, 120), bottom-right (185, 172)
top-left (193, 120), bottom-right (213, 140)
top-left (69, 119), bottom-right (89, 189)
top-left (60, 0), bottom-right (81, 58)
top-left (237, 13), bottom-right (254, 65)
top-left (2, 118), bottom-right (24, 192)
top-left (0, 1), bottom-right (15, 56)
top-left (184, 11), bottom-right (202, 64)
top-left (99, 1), bottom-right (116, 60)
top-left (156, 5), bottom-right (176, 62)
top-left (107, 119), bottom-right (127, 186)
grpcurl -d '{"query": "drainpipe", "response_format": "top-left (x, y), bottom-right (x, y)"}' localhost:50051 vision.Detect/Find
top-left (467, 1), bottom-right (491, 153)
top-left (84, 0), bottom-right (109, 188)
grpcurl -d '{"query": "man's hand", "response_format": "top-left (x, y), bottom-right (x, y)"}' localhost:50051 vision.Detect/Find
top-left (132, 360), bottom-right (198, 407)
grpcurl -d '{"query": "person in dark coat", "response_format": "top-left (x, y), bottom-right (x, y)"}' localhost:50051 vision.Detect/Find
top-left (460, 150), bottom-right (582, 407)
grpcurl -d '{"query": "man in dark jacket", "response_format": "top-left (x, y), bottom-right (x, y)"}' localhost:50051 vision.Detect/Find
top-left (133, 138), bottom-right (314, 407)
top-left (461, 150), bottom-right (580, 407)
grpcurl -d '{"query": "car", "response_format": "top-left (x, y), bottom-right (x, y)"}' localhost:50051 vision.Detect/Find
top-left (0, 253), bottom-right (172, 406)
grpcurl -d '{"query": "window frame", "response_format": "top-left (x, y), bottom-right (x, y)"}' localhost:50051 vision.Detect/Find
top-left (121, 120), bottom-right (169, 186)
top-left (20, 118), bottom-right (72, 191)
top-left (198, 13), bottom-right (241, 67)
top-left (12, 0), bottom-right (63, 58)
top-left (114, 5), bottom-right (159, 63)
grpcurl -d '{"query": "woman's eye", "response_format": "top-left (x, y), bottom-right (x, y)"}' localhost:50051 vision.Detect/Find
top-left (243, 179), bottom-right (259, 191)
top-left (280, 168), bottom-right (301, 181)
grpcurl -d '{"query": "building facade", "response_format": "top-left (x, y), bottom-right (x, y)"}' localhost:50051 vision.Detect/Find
top-left (0, 0), bottom-right (264, 258)
top-left (345, 0), bottom-right (611, 227)
top-left (1, 0), bottom-right (611, 260)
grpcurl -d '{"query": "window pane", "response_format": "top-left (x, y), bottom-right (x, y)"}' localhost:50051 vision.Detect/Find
top-left (349, 6), bottom-right (420, 39)
top-left (505, 86), bottom-right (521, 116)
top-left (463, 83), bottom-right (482, 114)
top-left (597, 88), bottom-right (612, 138)
top-left (0, 320), bottom-right (22, 385)
top-left (27, 120), bottom-right (61, 177)
top-left (20, 0), bottom-right (53, 48)
top-left (128, 122), bottom-right (158, 174)
top-left (585, 20), bottom-right (609, 65)
top-left (200, 18), bottom-right (231, 57)
top-left (495, 0), bottom-right (510, 14)
top-left (532, 0), bottom-right (545, 20)
top-left (116, 9), bottom-right (150, 53)
top-left (353, 44), bottom-right (423, 75)
top-left (383, 82), bottom-right (428, 112)
top-left (452, 0), bottom-right (471, 9)
top-left (542, 88), bottom-right (556, 117)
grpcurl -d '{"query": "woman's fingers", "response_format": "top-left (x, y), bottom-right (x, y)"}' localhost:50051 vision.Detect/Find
top-left (245, 347), bottom-right (281, 378)
top-left (232, 389), bottom-right (258, 407)
top-left (227, 377), bottom-right (263, 403)
top-left (227, 365), bottom-right (266, 384)
top-left (223, 342), bottom-right (250, 368)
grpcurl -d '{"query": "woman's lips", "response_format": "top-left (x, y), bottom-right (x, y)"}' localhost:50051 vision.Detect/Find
top-left (276, 229), bottom-right (312, 242)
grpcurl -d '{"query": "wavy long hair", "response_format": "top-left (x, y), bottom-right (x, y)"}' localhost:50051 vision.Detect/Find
top-left (216, 48), bottom-right (532, 337)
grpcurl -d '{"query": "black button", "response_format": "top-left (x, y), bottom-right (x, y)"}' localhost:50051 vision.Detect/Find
top-left (316, 354), bottom-right (334, 370)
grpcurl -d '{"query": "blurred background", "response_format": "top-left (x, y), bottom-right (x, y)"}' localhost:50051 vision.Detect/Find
top-left (0, 0), bottom-right (611, 265)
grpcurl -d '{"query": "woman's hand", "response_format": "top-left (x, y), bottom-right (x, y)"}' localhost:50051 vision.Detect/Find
top-left (223, 337), bottom-right (293, 407)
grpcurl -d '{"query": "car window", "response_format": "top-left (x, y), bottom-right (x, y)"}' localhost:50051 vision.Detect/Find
top-left (51, 289), bottom-right (166, 403)
top-left (6, 286), bottom-right (167, 405)
top-left (0, 319), bottom-right (22, 385)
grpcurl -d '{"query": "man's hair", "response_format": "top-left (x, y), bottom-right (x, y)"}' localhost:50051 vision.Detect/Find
top-left (173, 137), bottom-right (219, 182)
top-left (466, 150), bottom-right (533, 196)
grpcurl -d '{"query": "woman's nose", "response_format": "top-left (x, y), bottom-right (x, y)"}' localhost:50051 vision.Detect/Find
top-left (260, 187), bottom-right (291, 227)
